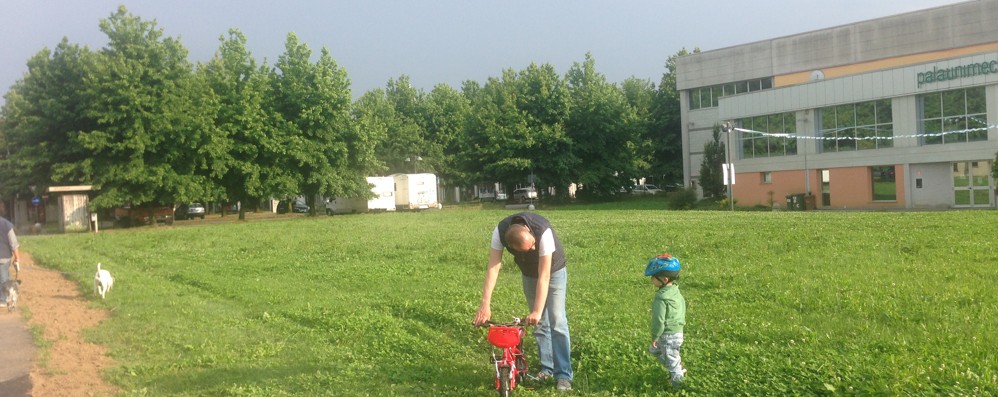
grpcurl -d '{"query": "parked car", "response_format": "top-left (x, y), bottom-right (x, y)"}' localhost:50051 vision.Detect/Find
top-left (512, 187), bottom-right (538, 203)
top-left (478, 189), bottom-right (508, 201)
top-left (632, 184), bottom-right (663, 195)
top-left (186, 203), bottom-right (206, 219)
top-left (277, 200), bottom-right (310, 214)
top-left (662, 183), bottom-right (684, 192)
top-left (114, 205), bottom-right (174, 227)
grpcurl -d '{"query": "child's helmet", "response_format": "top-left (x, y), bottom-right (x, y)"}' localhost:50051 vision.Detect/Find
top-left (644, 254), bottom-right (681, 278)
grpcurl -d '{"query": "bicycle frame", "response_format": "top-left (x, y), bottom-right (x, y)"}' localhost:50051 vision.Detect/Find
top-left (484, 318), bottom-right (528, 397)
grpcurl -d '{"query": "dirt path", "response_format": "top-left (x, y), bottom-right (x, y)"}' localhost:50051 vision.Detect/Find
top-left (18, 252), bottom-right (119, 397)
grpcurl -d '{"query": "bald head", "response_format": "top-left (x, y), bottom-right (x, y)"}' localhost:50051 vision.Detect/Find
top-left (505, 224), bottom-right (535, 252)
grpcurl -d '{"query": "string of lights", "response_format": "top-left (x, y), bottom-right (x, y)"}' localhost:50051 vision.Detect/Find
top-left (733, 125), bottom-right (996, 141)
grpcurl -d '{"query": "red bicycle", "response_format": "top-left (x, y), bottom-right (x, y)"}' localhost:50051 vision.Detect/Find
top-left (482, 317), bottom-right (529, 397)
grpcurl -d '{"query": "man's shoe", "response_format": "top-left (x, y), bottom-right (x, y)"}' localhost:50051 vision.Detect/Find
top-left (556, 378), bottom-right (572, 391)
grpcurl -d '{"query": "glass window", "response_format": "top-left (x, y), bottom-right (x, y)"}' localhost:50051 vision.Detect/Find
top-left (920, 86), bottom-right (988, 144)
top-left (761, 78), bottom-right (773, 90)
top-left (875, 99), bottom-right (892, 124)
top-left (690, 89), bottom-right (701, 110)
top-left (723, 83), bottom-right (736, 97)
top-left (871, 166), bottom-right (897, 201)
top-left (737, 112), bottom-right (796, 158)
top-left (819, 100), bottom-right (893, 152)
top-left (762, 172), bottom-right (772, 184)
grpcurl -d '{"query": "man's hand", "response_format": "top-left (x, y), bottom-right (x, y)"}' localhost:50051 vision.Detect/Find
top-left (525, 310), bottom-right (542, 326)
top-left (473, 306), bottom-right (492, 326)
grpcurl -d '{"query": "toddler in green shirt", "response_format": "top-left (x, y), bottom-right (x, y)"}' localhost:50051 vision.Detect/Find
top-left (645, 253), bottom-right (686, 388)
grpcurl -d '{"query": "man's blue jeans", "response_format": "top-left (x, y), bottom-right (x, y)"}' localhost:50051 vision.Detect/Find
top-left (0, 260), bottom-right (10, 302)
top-left (522, 267), bottom-right (573, 381)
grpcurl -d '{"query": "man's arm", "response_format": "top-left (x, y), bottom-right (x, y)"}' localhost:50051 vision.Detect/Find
top-left (525, 254), bottom-right (552, 325)
top-left (473, 247), bottom-right (504, 326)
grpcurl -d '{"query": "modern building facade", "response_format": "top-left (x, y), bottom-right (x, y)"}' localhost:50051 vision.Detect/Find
top-left (676, 0), bottom-right (998, 209)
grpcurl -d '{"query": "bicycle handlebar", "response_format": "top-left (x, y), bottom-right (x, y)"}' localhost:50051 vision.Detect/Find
top-left (476, 317), bottom-right (526, 327)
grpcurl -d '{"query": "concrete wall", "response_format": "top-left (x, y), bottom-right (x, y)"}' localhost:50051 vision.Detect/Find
top-left (677, 0), bottom-right (998, 90)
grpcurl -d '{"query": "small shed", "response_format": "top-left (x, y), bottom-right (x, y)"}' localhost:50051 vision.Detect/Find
top-left (46, 185), bottom-right (94, 233)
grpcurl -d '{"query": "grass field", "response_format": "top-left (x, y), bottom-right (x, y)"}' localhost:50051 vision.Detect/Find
top-left (21, 206), bottom-right (998, 396)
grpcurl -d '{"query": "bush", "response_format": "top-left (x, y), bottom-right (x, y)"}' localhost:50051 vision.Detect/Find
top-left (667, 188), bottom-right (698, 210)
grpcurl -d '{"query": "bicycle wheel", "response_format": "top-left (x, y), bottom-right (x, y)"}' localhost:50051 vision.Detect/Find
top-left (498, 366), bottom-right (511, 397)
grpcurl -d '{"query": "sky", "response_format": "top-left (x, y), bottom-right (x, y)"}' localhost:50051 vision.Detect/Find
top-left (0, 0), bottom-right (968, 107)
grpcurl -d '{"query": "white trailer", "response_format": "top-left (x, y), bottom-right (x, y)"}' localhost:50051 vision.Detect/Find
top-left (325, 176), bottom-right (398, 214)
top-left (393, 173), bottom-right (441, 210)
top-left (366, 176), bottom-right (396, 211)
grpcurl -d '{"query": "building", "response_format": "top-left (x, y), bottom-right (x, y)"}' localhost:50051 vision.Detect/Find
top-left (677, 0), bottom-right (998, 209)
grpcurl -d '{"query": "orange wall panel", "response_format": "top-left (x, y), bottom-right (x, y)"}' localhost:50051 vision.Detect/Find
top-left (732, 165), bottom-right (906, 209)
top-left (775, 42), bottom-right (998, 87)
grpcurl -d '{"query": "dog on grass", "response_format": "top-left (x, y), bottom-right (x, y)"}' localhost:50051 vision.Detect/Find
top-left (94, 263), bottom-right (114, 299)
top-left (2, 278), bottom-right (19, 312)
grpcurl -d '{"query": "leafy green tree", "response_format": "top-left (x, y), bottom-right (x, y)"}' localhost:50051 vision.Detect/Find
top-left (517, 63), bottom-right (574, 200)
top-left (76, 6), bottom-right (218, 215)
top-left (648, 48), bottom-right (699, 185)
top-left (199, 29), bottom-right (276, 219)
top-left (699, 123), bottom-right (726, 198)
top-left (381, 76), bottom-right (429, 174)
top-left (462, 69), bottom-right (526, 186)
top-left (421, 84), bottom-right (472, 188)
top-left (269, 33), bottom-right (371, 215)
top-left (621, 76), bottom-right (657, 179)
top-left (565, 53), bottom-right (640, 200)
top-left (0, 39), bottom-right (96, 199)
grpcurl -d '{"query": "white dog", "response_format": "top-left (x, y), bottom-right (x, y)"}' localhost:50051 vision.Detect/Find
top-left (2, 279), bottom-right (19, 312)
top-left (94, 263), bottom-right (114, 299)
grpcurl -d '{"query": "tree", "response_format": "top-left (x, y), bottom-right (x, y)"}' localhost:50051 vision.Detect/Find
top-left (380, 75), bottom-right (429, 174)
top-left (199, 29), bottom-right (274, 219)
top-left (421, 84), bottom-right (472, 187)
top-left (269, 33), bottom-right (372, 215)
top-left (0, 39), bottom-right (97, 200)
top-left (699, 123), bottom-right (726, 198)
top-left (648, 48), bottom-right (700, 185)
top-left (461, 64), bottom-right (574, 198)
top-left (76, 6), bottom-right (218, 215)
top-left (565, 53), bottom-right (640, 200)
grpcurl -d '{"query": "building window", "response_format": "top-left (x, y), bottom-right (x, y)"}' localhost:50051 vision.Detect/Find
top-left (920, 86), bottom-right (987, 145)
top-left (738, 112), bottom-right (797, 159)
top-left (761, 172), bottom-right (772, 184)
top-left (688, 77), bottom-right (774, 110)
top-left (871, 166), bottom-right (897, 201)
top-left (819, 99), bottom-right (893, 152)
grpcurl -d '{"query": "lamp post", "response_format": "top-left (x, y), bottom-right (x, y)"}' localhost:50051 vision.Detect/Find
top-left (724, 122), bottom-right (734, 211)
top-left (405, 155), bottom-right (422, 173)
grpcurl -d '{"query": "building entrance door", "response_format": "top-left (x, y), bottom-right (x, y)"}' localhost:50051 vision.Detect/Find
top-left (952, 161), bottom-right (992, 208)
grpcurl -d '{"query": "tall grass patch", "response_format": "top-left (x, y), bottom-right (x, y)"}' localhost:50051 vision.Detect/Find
top-left (22, 210), bottom-right (998, 396)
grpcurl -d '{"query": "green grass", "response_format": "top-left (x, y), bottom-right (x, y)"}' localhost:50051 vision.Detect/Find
top-left (21, 208), bottom-right (998, 396)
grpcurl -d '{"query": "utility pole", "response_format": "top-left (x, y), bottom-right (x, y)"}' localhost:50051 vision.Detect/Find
top-left (724, 122), bottom-right (734, 211)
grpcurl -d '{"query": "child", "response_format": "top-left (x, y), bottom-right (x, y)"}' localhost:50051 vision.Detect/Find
top-left (645, 253), bottom-right (687, 388)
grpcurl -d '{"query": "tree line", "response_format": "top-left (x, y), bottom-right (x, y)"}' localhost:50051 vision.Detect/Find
top-left (0, 6), bottom-right (694, 218)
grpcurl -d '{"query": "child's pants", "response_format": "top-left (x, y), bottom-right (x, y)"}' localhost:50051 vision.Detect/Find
top-left (649, 332), bottom-right (685, 386)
